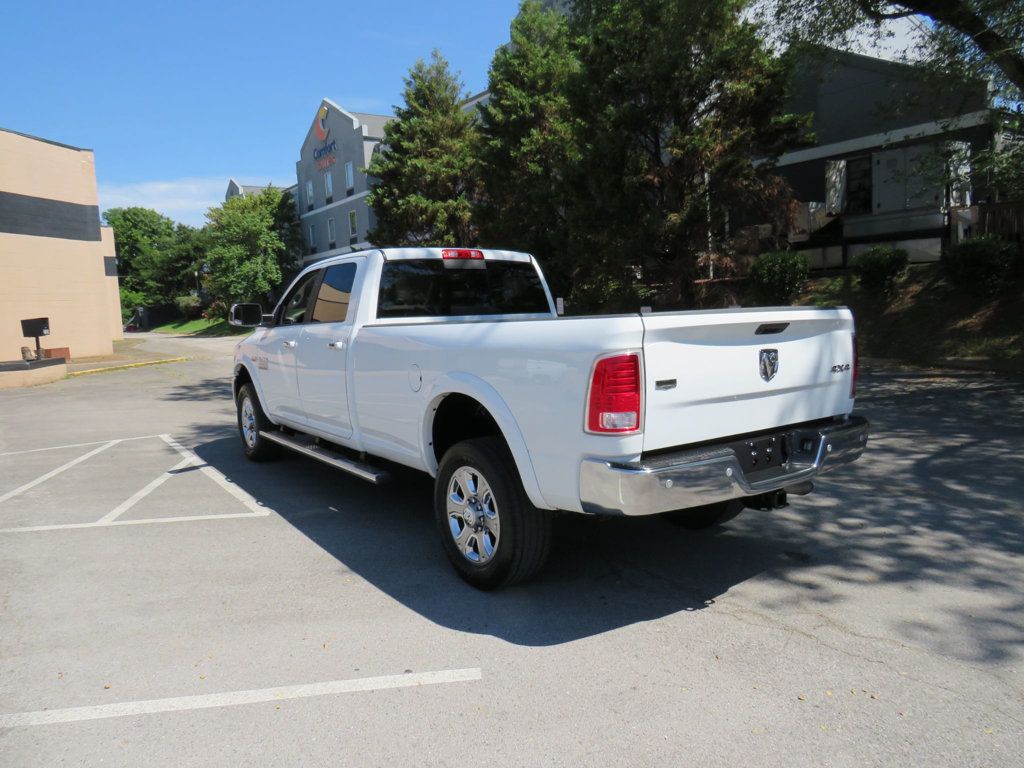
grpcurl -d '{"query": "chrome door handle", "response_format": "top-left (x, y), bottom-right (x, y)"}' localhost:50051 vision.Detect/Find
top-left (328, 340), bottom-right (346, 350)
top-left (282, 340), bottom-right (297, 348)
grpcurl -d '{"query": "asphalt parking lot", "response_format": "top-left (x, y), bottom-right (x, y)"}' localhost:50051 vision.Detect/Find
top-left (1, 334), bottom-right (1022, 767)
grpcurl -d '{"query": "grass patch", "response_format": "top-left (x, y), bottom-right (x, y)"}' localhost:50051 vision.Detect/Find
top-left (794, 263), bottom-right (1024, 370)
top-left (150, 317), bottom-right (249, 336)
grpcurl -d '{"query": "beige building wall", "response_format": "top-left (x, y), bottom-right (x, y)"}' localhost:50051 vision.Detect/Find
top-left (101, 226), bottom-right (124, 342)
top-left (0, 128), bottom-right (122, 361)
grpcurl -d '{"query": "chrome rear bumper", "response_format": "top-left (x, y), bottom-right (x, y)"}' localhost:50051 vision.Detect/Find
top-left (579, 416), bottom-right (869, 516)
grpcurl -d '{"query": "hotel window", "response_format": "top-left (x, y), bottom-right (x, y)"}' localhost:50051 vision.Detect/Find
top-left (308, 223), bottom-right (317, 254)
top-left (348, 210), bottom-right (358, 242)
top-left (345, 161), bottom-right (355, 193)
top-left (305, 180), bottom-right (314, 211)
top-left (324, 171), bottom-right (333, 204)
top-left (845, 156), bottom-right (873, 216)
top-left (327, 217), bottom-right (336, 248)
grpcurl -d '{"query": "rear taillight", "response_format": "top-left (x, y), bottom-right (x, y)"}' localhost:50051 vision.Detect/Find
top-left (851, 333), bottom-right (859, 398)
top-left (587, 353), bottom-right (642, 433)
top-left (441, 248), bottom-right (484, 260)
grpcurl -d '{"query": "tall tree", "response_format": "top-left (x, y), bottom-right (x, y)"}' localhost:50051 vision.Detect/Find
top-left (203, 188), bottom-right (293, 308)
top-left (367, 51), bottom-right (479, 245)
top-left (273, 189), bottom-right (305, 287)
top-left (564, 0), bottom-right (810, 305)
top-left (477, 1), bottom-right (581, 295)
top-left (132, 223), bottom-right (207, 302)
top-left (763, 0), bottom-right (1024, 99)
top-left (102, 207), bottom-right (176, 297)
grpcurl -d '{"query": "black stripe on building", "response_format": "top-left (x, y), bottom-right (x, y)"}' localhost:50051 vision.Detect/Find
top-left (0, 191), bottom-right (102, 241)
top-left (103, 256), bottom-right (118, 276)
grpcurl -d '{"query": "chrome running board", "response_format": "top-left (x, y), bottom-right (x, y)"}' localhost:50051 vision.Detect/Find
top-left (260, 430), bottom-right (389, 485)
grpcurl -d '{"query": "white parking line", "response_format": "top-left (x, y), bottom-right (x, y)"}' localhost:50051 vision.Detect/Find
top-left (0, 512), bottom-right (271, 534)
top-left (0, 440), bottom-right (120, 505)
top-left (0, 435), bottom-right (163, 457)
top-left (0, 668), bottom-right (483, 727)
top-left (159, 434), bottom-right (268, 517)
top-left (0, 434), bottom-right (272, 534)
top-left (95, 456), bottom-right (196, 524)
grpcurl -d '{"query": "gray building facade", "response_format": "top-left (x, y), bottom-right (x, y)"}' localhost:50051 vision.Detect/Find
top-left (224, 179), bottom-right (296, 202)
top-left (295, 99), bottom-right (391, 264)
top-left (774, 49), bottom-right (996, 265)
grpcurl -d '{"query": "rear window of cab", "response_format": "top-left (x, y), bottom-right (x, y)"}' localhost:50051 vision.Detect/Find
top-left (377, 259), bottom-right (549, 318)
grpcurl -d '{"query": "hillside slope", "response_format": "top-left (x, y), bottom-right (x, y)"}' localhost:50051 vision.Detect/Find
top-left (796, 264), bottom-right (1023, 372)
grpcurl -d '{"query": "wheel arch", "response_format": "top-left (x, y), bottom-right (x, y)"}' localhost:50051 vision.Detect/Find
top-left (232, 362), bottom-right (273, 423)
top-left (422, 373), bottom-right (553, 510)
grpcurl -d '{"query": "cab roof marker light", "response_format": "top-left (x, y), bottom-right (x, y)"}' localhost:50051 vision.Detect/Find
top-left (441, 249), bottom-right (484, 260)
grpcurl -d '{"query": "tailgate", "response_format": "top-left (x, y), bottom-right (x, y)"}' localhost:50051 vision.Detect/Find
top-left (641, 308), bottom-right (856, 451)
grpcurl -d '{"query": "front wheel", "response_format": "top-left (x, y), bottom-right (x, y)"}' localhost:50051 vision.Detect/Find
top-left (434, 437), bottom-right (552, 590)
top-left (236, 383), bottom-right (280, 461)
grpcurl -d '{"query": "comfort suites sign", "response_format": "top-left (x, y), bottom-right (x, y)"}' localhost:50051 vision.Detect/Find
top-left (312, 104), bottom-right (337, 170)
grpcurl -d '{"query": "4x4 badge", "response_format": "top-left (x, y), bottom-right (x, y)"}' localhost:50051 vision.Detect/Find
top-left (759, 349), bottom-right (779, 382)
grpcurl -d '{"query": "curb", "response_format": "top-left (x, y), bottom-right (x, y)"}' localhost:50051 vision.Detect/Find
top-left (67, 357), bottom-right (189, 377)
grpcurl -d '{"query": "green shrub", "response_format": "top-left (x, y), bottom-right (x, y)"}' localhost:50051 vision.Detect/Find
top-left (852, 246), bottom-right (909, 292)
top-left (119, 287), bottom-right (148, 323)
top-left (942, 236), bottom-right (1021, 295)
top-left (749, 251), bottom-right (809, 305)
top-left (174, 294), bottom-right (203, 319)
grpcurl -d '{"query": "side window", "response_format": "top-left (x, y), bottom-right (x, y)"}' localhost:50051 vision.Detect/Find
top-left (278, 271), bottom-right (319, 325)
top-left (311, 263), bottom-right (357, 323)
top-left (845, 156), bottom-right (873, 215)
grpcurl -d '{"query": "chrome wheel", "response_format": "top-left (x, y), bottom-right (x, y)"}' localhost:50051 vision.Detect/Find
top-left (240, 396), bottom-right (257, 449)
top-left (446, 465), bottom-right (501, 564)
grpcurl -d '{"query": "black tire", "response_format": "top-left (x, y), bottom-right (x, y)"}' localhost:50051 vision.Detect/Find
top-left (434, 437), bottom-right (552, 590)
top-left (664, 499), bottom-right (745, 530)
top-left (236, 383), bottom-right (280, 461)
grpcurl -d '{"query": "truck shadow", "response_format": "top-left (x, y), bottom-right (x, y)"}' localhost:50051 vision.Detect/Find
top-left (172, 366), bottom-right (1024, 659)
top-left (184, 432), bottom-right (786, 646)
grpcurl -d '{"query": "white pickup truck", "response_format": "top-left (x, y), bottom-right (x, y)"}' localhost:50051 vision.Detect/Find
top-left (230, 247), bottom-right (868, 589)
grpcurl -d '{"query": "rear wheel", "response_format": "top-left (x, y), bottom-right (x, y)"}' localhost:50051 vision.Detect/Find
top-left (663, 499), bottom-right (745, 530)
top-left (434, 437), bottom-right (552, 590)
top-left (236, 383), bottom-right (280, 461)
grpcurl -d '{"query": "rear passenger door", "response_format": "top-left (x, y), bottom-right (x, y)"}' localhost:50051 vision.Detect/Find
top-left (296, 259), bottom-right (361, 439)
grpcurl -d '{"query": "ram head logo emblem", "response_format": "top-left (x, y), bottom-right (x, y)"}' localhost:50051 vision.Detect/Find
top-left (759, 349), bottom-right (779, 382)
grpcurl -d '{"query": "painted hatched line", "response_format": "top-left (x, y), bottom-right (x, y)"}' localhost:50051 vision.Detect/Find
top-left (159, 434), bottom-right (270, 517)
top-left (0, 440), bottom-right (120, 505)
top-left (0, 435), bottom-right (271, 533)
top-left (95, 456), bottom-right (196, 524)
top-left (0, 669), bottom-right (483, 727)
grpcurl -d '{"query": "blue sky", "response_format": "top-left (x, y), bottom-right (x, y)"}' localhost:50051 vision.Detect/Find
top-left (1, 0), bottom-right (521, 225)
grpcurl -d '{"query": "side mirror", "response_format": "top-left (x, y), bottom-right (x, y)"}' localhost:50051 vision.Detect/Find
top-left (229, 303), bottom-right (264, 327)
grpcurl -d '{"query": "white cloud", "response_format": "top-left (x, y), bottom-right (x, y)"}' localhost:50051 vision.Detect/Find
top-left (97, 177), bottom-right (227, 227)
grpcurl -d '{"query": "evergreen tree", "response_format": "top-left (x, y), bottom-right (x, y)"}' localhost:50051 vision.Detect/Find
top-left (564, 0), bottom-right (810, 306)
top-left (367, 51), bottom-right (479, 246)
top-left (477, 1), bottom-right (580, 296)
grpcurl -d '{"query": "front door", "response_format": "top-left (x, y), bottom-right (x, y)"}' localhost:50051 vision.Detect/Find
top-left (296, 260), bottom-right (361, 438)
top-left (254, 269), bottom-right (320, 423)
